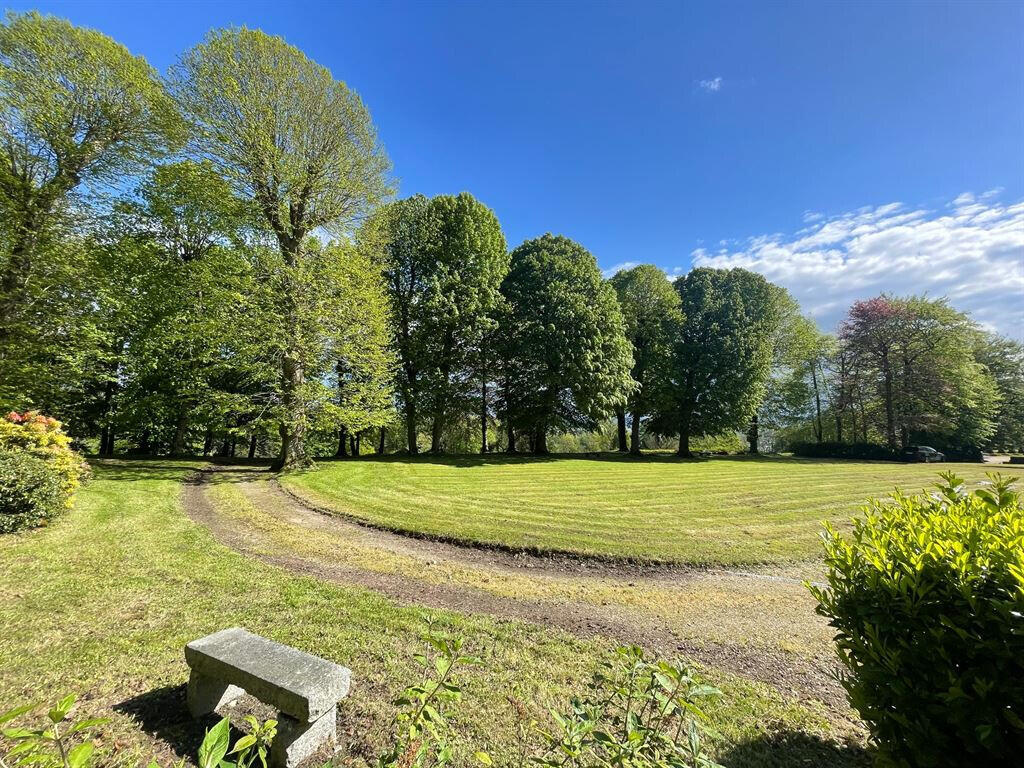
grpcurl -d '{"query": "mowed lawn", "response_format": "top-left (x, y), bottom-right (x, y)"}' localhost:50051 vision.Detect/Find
top-left (0, 459), bottom-right (862, 768)
top-left (283, 454), bottom-right (1024, 565)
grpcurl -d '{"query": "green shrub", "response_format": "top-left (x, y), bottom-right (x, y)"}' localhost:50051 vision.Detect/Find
top-left (791, 441), bottom-right (900, 461)
top-left (0, 451), bottom-right (67, 533)
top-left (809, 472), bottom-right (1024, 766)
top-left (0, 411), bottom-right (88, 533)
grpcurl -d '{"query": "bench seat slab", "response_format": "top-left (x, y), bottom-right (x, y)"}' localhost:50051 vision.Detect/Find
top-left (185, 627), bottom-right (350, 722)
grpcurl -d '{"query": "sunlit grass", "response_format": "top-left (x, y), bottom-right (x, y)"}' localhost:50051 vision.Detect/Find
top-left (283, 454), bottom-right (1022, 565)
top-left (0, 459), bottom-right (865, 767)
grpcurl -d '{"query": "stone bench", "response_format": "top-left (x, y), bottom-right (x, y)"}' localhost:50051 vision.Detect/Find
top-left (185, 627), bottom-right (350, 768)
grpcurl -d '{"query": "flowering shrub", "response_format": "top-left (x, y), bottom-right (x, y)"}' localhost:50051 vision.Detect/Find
top-left (809, 473), bottom-right (1024, 766)
top-left (0, 411), bottom-right (88, 532)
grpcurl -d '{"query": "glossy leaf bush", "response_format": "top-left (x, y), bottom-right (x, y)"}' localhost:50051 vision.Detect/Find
top-left (0, 412), bottom-right (88, 532)
top-left (810, 472), bottom-right (1024, 766)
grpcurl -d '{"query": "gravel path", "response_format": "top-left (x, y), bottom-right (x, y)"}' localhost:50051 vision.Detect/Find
top-left (182, 466), bottom-right (859, 731)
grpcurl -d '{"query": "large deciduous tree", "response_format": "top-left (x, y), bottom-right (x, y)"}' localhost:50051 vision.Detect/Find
top-left (655, 267), bottom-right (781, 458)
top-left (377, 193), bottom-right (507, 453)
top-left (840, 296), bottom-right (998, 451)
top-left (498, 234), bottom-right (633, 453)
top-left (609, 265), bottom-right (683, 454)
top-left (0, 11), bottom-right (181, 409)
top-left (169, 26), bottom-right (390, 469)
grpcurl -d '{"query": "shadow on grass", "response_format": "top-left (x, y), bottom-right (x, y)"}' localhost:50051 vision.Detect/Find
top-left (113, 684), bottom-right (213, 763)
top-left (301, 450), bottom-right (796, 469)
top-left (718, 730), bottom-right (872, 768)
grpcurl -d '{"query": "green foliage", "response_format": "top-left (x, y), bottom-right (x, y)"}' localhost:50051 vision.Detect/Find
top-left (499, 235), bottom-right (634, 452)
top-left (376, 193), bottom-right (508, 453)
top-left (653, 268), bottom-right (781, 457)
top-left (0, 412), bottom-right (87, 511)
top-left (0, 451), bottom-right (65, 533)
top-left (974, 334), bottom-right (1024, 452)
top-left (689, 432), bottom-right (745, 454)
top-left (169, 25), bottom-right (392, 469)
top-left (533, 645), bottom-right (722, 768)
top-left (196, 715), bottom-right (277, 768)
top-left (790, 441), bottom-right (899, 461)
top-left (809, 473), bottom-right (1024, 766)
top-left (609, 265), bottom-right (683, 453)
top-left (0, 693), bottom-right (107, 768)
top-left (378, 617), bottom-right (480, 768)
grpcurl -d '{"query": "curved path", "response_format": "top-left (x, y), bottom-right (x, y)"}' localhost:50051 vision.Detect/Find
top-left (183, 466), bottom-right (859, 732)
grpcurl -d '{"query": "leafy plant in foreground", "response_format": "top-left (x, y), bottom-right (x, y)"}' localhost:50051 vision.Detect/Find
top-left (377, 617), bottom-right (481, 768)
top-left (194, 715), bottom-right (277, 768)
top-left (0, 694), bottom-right (107, 768)
top-left (533, 645), bottom-right (722, 768)
top-left (810, 472), bottom-right (1024, 766)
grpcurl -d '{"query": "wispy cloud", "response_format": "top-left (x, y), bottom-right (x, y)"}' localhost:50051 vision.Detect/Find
top-left (698, 77), bottom-right (722, 92)
top-left (689, 193), bottom-right (1024, 340)
top-left (603, 261), bottom-right (639, 278)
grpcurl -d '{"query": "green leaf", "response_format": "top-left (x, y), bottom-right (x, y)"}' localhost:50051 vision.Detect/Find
top-left (67, 742), bottom-right (94, 768)
top-left (48, 694), bottom-right (76, 724)
top-left (0, 704), bottom-right (36, 726)
top-left (198, 717), bottom-right (231, 768)
top-left (474, 751), bottom-right (492, 766)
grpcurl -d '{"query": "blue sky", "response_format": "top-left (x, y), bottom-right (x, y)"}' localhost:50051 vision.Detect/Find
top-left (9, 0), bottom-right (1024, 337)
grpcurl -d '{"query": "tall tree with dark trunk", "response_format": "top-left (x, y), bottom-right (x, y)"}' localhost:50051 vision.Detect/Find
top-left (498, 235), bottom-right (634, 452)
top-left (377, 193), bottom-right (507, 454)
top-left (652, 268), bottom-right (781, 458)
top-left (609, 265), bottom-right (683, 455)
top-left (170, 27), bottom-right (390, 469)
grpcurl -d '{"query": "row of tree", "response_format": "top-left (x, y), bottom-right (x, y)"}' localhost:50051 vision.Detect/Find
top-left (2, 12), bottom-right (1021, 466)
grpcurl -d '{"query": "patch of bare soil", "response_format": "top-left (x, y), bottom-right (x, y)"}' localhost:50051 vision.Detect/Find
top-left (182, 467), bottom-right (859, 734)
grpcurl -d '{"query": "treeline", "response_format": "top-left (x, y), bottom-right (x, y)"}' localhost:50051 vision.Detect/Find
top-left (1, 12), bottom-right (1022, 466)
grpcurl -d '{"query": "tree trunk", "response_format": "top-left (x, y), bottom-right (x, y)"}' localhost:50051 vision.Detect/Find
top-left (139, 429), bottom-right (151, 455)
top-left (881, 352), bottom-right (897, 449)
top-left (274, 347), bottom-right (306, 470)
top-left (747, 414), bottom-right (759, 454)
top-left (350, 434), bottom-right (357, 456)
top-left (616, 407), bottom-right (628, 452)
top-left (629, 408), bottom-right (642, 455)
top-left (480, 376), bottom-right (489, 454)
top-left (430, 417), bottom-right (443, 453)
top-left (835, 412), bottom-right (843, 443)
top-left (676, 416), bottom-right (692, 458)
top-left (229, 436), bottom-right (237, 458)
top-left (248, 433), bottom-right (258, 459)
top-left (103, 426), bottom-right (116, 456)
top-left (171, 410), bottom-right (190, 456)
top-left (355, 432), bottom-right (361, 456)
top-left (378, 426), bottom-right (386, 455)
top-left (405, 396), bottom-right (418, 454)
top-left (811, 364), bottom-right (824, 443)
top-left (505, 418), bottom-right (516, 454)
top-left (534, 427), bottom-right (548, 455)
top-left (336, 427), bottom-right (348, 458)
top-left (203, 427), bottom-right (214, 457)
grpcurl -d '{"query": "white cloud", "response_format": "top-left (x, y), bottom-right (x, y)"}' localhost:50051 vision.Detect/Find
top-left (690, 193), bottom-right (1024, 339)
top-left (698, 77), bottom-right (722, 92)
top-left (603, 261), bottom-right (639, 278)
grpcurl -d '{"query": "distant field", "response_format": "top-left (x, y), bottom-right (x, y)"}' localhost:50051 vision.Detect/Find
top-left (283, 454), bottom-right (1023, 565)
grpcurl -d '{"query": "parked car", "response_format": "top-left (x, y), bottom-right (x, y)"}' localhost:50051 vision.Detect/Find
top-left (903, 445), bottom-right (945, 462)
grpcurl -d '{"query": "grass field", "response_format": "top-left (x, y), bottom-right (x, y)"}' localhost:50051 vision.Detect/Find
top-left (282, 454), bottom-right (1023, 565)
top-left (0, 460), bottom-right (866, 768)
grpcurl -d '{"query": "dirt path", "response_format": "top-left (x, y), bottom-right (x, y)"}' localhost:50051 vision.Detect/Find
top-left (182, 466), bottom-right (858, 732)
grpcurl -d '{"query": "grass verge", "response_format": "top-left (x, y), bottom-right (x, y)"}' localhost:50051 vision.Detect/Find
top-left (281, 454), bottom-right (1021, 565)
top-left (0, 460), bottom-right (868, 767)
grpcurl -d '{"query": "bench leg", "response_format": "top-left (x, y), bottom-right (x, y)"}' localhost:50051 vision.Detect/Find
top-left (269, 707), bottom-right (336, 768)
top-left (186, 669), bottom-right (245, 718)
